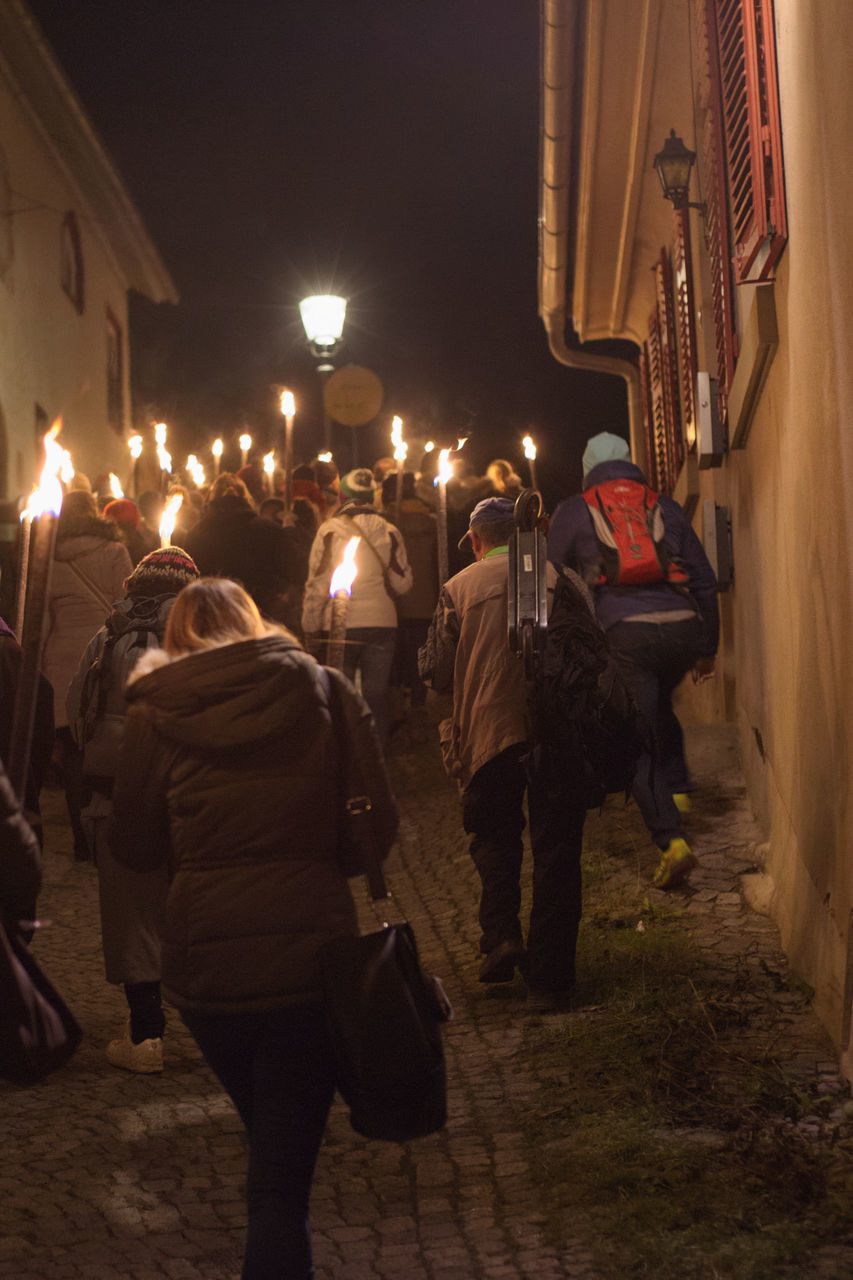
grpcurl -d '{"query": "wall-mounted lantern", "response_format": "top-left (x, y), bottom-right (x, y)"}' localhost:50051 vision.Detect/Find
top-left (653, 129), bottom-right (706, 215)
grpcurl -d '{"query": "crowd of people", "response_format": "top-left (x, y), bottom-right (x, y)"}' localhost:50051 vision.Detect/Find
top-left (1, 431), bottom-right (719, 1279)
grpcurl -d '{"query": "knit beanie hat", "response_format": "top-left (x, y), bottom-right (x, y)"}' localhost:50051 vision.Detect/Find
top-left (582, 431), bottom-right (631, 476)
top-left (340, 468), bottom-right (376, 502)
top-left (103, 498), bottom-right (140, 528)
top-left (123, 546), bottom-right (200, 597)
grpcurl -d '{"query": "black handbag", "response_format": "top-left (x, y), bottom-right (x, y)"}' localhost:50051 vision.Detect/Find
top-left (0, 917), bottom-right (82, 1085)
top-left (320, 668), bottom-right (451, 1142)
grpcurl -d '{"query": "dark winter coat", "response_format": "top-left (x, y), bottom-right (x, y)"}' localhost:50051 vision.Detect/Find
top-left (182, 495), bottom-right (298, 620)
top-left (0, 758), bottom-right (41, 925)
top-left (110, 632), bottom-right (398, 1014)
top-left (547, 459), bottom-right (720, 656)
top-left (0, 620), bottom-right (54, 820)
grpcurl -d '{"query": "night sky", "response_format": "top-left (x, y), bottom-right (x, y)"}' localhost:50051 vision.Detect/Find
top-left (27, 0), bottom-right (631, 505)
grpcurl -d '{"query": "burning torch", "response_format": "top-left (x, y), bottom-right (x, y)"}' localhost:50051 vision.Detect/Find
top-left (281, 389), bottom-right (296, 510)
top-left (326, 536), bottom-right (360, 671)
top-left (522, 434), bottom-right (538, 491)
top-left (159, 492), bottom-right (183, 548)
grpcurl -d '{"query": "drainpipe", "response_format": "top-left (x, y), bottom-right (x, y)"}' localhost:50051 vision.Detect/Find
top-left (539, 0), bottom-right (644, 463)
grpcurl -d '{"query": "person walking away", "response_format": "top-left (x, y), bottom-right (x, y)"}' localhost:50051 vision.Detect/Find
top-left (42, 489), bottom-right (132, 860)
top-left (547, 431), bottom-right (719, 889)
top-left (302, 468), bottom-right (412, 746)
top-left (0, 615), bottom-right (54, 848)
top-left (102, 498), bottom-right (150, 566)
top-left (66, 547), bottom-right (200, 1073)
top-left (183, 473), bottom-right (300, 624)
top-left (381, 471), bottom-right (438, 742)
top-left (110, 577), bottom-right (398, 1280)
top-left (419, 497), bottom-right (587, 1010)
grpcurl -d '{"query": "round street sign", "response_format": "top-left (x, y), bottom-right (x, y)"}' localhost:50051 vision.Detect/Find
top-left (323, 364), bottom-right (384, 427)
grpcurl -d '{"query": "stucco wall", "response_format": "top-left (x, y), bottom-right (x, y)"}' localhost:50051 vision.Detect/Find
top-left (0, 68), bottom-right (131, 498)
top-left (724, 0), bottom-right (853, 1051)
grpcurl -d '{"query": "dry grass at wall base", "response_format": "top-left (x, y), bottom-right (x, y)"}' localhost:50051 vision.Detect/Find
top-left (519, 830), bottom-right (853, 1280)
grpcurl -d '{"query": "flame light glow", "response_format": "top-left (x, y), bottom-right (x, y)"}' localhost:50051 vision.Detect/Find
top-left (523, 434), bottom-right (537, 461)
top-left (128, 434), bottom-right (143, 460)
top-left (424, 440), bottom-right (435, 453)
top-left (391, 415), bottom-right (408, 464)
top-left (212, 438), bottom-right (224, 458)
top-left (280, 390), bottom-right (296, 418)
top-left (186, 455), bottom-right (205, 487)
top-left (159, 492), bottom-right (183, 547)
top-left (263, 451), bottom-right (275, 477)
top-left (22, 422), bottom-right (65, 520)
top-left (317, 451), bottom-right (333, 464)
top-left (437, 448), bottom-right (453, 486)
top-left (239, 433), bottom-right (252, 453)
top-left (108, 473), bottom-right (124, 499)
top-left (329, 536), bottom-right (360, 597)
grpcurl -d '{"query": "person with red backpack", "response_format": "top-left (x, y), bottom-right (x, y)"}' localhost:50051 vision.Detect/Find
top-left (547, 432), bottom-right (719, 890)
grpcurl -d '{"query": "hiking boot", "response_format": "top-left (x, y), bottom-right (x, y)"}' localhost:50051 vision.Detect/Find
top-left (672, 792), bottom-right (692, 814)
top-left (106, 1033), bottom-right (163, 1074)
top-left (478, 940), bottom-right (525, 984)
top-left (653, 837), bottom-right (697, 890)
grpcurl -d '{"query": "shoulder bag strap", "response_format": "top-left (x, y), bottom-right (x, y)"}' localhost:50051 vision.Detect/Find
top-left (64, 558), bottom-right (114, 613)
top-left (337, 513), bottom-right (396, 601)
top-left (321, 665), bottom-right (389, 901)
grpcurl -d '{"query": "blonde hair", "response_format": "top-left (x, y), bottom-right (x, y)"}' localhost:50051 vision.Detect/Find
top-left (209, 472), bottom-right (253, 505)
top-left (164, 577), bottom-right (267, 655)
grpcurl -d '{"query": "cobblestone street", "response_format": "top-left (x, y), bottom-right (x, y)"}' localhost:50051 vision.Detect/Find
top-left (2, 714), bottom-right (851, 1279)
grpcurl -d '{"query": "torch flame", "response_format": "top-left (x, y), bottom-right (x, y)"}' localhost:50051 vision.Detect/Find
top-left (437, 448), bottom-right (453, 486)
top-left (159, 492), bottom-right (183, 547)
top-left (280, 390), bottom-right (295, 418)
top-left (156, 443), bottom-right (172, 474)
top-left (456, 436), bottom-right (469, 451)
top-left (22, 422), bottom-right (65, 519)
top-left (329, 536), bottom-right (360, 597)
top-left (424, 440), bottom-right (435, 453)
top-left (186, 455), bottom-right (205, 486)
top-left (108, 473), bottom-right (124, 499)
top-left (239, 433), bottom-right (252, 453)
top-left (523, 434), bottom-right (537, 461)
top-left (128, 434), bottom-right (143, 460)
top-left (212, 438), bottom-right (224, 458)
top-left (263, 451), bottom-right (275, 476)
top-left (154, 422), bottom-right (168, 447)
top-left (391, 415), bottom-right (407, 464)
top-left (317, 451), bottom-right (333, 464)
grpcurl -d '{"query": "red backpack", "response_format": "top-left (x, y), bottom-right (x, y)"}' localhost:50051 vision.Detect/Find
top-left (582, 478), bottom-right (687, 587)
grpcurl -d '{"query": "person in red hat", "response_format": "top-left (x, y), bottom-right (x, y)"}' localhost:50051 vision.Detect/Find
top-left (102, 498), bottom-right (150, 566)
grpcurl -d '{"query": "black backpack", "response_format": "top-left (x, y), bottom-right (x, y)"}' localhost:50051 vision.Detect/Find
top-left (531, 570), bottom-right (648, 808)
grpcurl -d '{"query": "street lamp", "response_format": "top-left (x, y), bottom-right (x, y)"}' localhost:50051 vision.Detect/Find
top-left (653, 129), bottom-right (706, 215)
top-left (299, 294), bottom-right (347, 451)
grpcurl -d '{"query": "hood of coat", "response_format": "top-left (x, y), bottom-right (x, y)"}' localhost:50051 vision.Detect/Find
top-left (126, 631), bottom-right (320, 750)
top-left (55, 515), bottom-right (123, 558)
top-left (581, 459), bottom-right (647, 491)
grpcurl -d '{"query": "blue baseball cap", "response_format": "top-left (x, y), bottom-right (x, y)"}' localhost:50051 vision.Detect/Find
top-left (457, 496), bottom-right (515, 549)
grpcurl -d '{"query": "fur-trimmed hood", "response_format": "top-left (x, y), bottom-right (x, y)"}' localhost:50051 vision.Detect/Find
top-left (55, 514), bottom-right (123, 558)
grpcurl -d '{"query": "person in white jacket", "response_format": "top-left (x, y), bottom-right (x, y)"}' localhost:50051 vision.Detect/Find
top-left (302, 468), bottom-right (412, 745)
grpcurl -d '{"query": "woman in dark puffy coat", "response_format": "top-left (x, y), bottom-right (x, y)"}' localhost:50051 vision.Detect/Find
top-left (110, 578), bottom-right (397, 1280)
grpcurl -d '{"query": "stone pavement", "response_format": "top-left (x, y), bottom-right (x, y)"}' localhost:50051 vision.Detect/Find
top-left (1, 717), bottom-right (849, 1279)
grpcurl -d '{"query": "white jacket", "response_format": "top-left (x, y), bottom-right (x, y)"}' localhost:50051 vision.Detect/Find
top-left (301, 504), bottom-right (412, 633)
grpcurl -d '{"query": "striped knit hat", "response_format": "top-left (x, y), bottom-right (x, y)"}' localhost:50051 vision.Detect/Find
top-left (124, 546), bottom-right (200, 597)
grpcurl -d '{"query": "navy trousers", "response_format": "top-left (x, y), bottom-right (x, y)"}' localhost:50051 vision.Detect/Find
top-left (183, 1004), bottom-right (336, 1280)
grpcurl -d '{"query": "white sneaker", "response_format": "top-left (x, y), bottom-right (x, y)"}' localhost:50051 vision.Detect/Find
top-left (106, 1033), bottom-right (163, 1073)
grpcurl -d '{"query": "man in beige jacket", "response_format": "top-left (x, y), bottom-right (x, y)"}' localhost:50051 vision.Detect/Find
top-left (419, 498), bottom-right (585, 1011)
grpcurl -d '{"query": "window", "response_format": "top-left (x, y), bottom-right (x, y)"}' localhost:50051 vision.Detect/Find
top-left (699, 0), bottom-right (787, 414)
top-left (60, 212), bottom-right (84, 312)
top-left (106, 310), bottom-right (124, 435)
top-left (640, 250), bottom-right (683, 496)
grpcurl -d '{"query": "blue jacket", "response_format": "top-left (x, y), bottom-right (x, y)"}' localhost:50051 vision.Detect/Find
top-left (547, 460), bottom-right (719, 656)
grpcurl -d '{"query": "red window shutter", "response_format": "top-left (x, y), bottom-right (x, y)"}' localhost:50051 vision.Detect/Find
top-left (653, 250), bottom-right (684, 493)
top-left (673, 208), bottom-right (699, 450)
top-left (701, 0), bottom-right (739, 411)
top-left (644, 317), bottom-right (669, 494)
top-left (712, 0), bottom-right (787, 283)
top-left (639, 343), bottom-right (660, 491)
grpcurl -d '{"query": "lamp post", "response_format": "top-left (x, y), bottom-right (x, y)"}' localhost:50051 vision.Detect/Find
top-left (299, 294), bottom-right (347, 453)
top-left (653, 129), bottom-right (706, 214)
top-left (280, 389), bottom-right (296, 509)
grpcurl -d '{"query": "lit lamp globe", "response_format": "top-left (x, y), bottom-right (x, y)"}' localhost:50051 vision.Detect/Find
top-left (299, 295), bottom-right (347, 353)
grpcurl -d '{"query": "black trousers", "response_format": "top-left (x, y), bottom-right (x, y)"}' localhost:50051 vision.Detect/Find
top-left (462, 745), bottom-right (585, 992)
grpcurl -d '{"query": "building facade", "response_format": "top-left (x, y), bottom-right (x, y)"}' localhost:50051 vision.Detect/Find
top-left (539, 0), bottom-right (853, 1072)
top-left (0, 0), bottom-right (176, 499)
